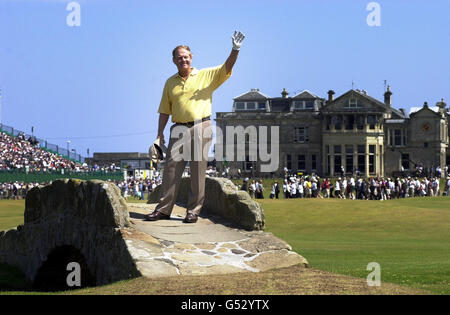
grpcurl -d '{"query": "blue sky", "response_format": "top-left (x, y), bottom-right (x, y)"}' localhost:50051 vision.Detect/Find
top-left (1, 0), bottom-right (449, 157)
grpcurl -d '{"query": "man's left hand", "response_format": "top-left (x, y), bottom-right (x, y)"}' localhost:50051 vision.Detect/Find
top-left (232, 30), bottom-right (245, 51)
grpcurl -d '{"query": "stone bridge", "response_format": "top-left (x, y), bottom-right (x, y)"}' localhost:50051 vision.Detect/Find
top-left (0, 178), bottom-right (308, 291)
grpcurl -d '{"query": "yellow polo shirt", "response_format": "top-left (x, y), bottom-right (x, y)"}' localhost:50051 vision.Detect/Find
top-left (158, 63), bottom-right (231, 123)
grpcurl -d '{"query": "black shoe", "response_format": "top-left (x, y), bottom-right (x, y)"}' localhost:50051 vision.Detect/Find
top-left (183, 213), bottom-right (198, 223)
top-left (144, 210), bottom-right (171, 221)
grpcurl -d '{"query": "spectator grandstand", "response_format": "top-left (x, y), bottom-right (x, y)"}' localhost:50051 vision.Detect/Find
top-left (1, 131), bottom-right (87, 172)
top-left (0, 126), bottom-right (124, 184)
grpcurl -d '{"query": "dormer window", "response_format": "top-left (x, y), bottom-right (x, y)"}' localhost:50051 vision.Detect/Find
top-left (235, 102), bottom-right (245, 110)
top-left (246, 102), bottom-right (256, 110)
top-left (234, 101), bottom-right (266, 111)
top-left (293, 100), bottom-right (315, 110)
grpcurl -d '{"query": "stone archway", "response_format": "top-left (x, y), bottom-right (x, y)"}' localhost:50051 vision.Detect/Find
top-left (33, 245), bottom-right (96, 292)
top-left (0, 179), bottom-right (141, 290)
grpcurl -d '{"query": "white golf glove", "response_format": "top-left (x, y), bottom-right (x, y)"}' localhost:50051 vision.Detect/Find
top-left (232, 30), bottom-right (245, 51)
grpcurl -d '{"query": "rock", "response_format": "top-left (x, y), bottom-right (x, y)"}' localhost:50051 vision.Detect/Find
top-left (194, 243), bottom-right (217, 250)
top-left (171, 253), bottom-right (214, 265)
top-left (245, 250), bottom-right (310, 271)
top-left (231, 249), bottom-right (247, 255)
top-left (135, 260), bottom-right (179, 278)
top-left (221, 243), bottom-right (238, 249)
top-left (174, 243), bottom-right (197, 251)
top-left (237, 232), bottom-right (292, 253)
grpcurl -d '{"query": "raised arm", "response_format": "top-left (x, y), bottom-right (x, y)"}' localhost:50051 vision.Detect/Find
top-left (225, 31), bottom-right (245, 74)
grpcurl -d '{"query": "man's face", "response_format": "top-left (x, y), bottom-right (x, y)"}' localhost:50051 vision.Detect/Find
top-left (173, 48), bottom-right (192, 73)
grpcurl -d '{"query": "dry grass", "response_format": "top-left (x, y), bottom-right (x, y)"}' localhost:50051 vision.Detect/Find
top-left (68, 265), bottom-right (430, 295)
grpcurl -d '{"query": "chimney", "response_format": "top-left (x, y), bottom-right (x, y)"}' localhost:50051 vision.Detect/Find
top-left (384, 85), bottom-right (392, 107)
top-left (281, 88), bottom-right (289, 98)
top-left (327, 90), bottom-right (335, 102)
top-left (399, 108), bottom-right (406, 117)
top-left (437, 98), bottom-right (447, 114)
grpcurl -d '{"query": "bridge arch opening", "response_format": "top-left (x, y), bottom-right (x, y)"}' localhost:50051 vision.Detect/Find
top-left (33, 245), bottom-right (96, 292)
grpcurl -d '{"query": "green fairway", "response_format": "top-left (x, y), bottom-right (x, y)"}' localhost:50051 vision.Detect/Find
top-left (260, 197), bottom-right (450, 294)
top-left (0, 200), bottom-right (24, 232)
top-left (1, 197), bottom-right (450, 294)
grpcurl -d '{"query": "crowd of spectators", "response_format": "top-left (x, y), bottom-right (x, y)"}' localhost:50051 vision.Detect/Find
top-left (0, 181), bottom-right (41, 200)
top-left (238, 174), bottom-right (450, 200)
top-left (0, 131), bottom-right (88, 172)
top-left (0, 131), bottom-right (121, 173)
top-left (113, 174), bottom-right (162, 200)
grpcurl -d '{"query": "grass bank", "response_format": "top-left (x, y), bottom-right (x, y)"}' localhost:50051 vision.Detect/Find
top-left (260, 197), bottom-right (450, 294)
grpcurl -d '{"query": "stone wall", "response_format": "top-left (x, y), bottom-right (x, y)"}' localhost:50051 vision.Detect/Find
top-left (0, 179), bottom-right (140, 288)
top-left (148, 177), bottom-right (265, 231)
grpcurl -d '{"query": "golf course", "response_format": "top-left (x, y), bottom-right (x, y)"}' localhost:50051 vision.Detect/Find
top-left (1, 195), bottom-right (449, 294)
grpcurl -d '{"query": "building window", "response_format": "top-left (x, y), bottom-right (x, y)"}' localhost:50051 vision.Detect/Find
top-left (235, 101), bottom-right (265, 111)
top-left (297, 155), bottom-right (306, 171)
top-left (293, 127), bottom-right (309, 143)
top-left (311, 154), bottom-right (317, 171)
top-left (401, 154), bottom-right (410, 170)
top-left (344, 115), bottom-right (355, 130)
top-left (245, 155), bottom-right (253, 172)
top-left (367, 115), bottom-right (376, 129)
top-left (357, 116), bottom-right (364, 130)
top-left (235, 102), bottom-right (245, 110)
top-left (394, 129), bottom-right (402, 146)
top-left (293, 100), bottom-right (315, 110)
top-left (326, 116), bottom-right (331, 130)
top-left (246, 102), bottom-right (256, 110)
top-left (286, 154), bottom-right (292, 170)
top-left (369, 145), bottom-right (375, 173)
top-left (326, 145), bottom-right (330, 174)
top-left (424, 142), bottom-right (428, 148)
top-left (334, 145), bottom-right (342, 174)
top-left (346, 145), bottom-right (353, 174)
top-left (334, 156), bottom-right (342, 174)
top-left (334, 145), bottom-right (342, 154)
top-left (345, 98), bottom-right (360, 108)
top-left (357, 144), bottom-right (366, 174)
top-left (332, 116), bottom-right (342, 130)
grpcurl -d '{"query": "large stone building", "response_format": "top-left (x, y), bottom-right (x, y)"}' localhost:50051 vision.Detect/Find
top-left (215, 87), bottom-right (450, 178)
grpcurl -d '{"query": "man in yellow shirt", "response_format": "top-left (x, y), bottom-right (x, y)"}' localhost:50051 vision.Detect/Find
top-left (145, 31), bottom-right (245, 223)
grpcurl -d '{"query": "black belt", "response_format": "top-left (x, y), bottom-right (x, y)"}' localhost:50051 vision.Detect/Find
top-left (174, 116), bottom-right (210, 127)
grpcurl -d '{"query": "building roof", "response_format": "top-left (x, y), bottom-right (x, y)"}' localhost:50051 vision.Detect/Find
top-left (234, 89), bottom-right (270, 101)
top-left (409, 106), bottom-right (439, 115)
top-left (323, 89), bottom-right (407, 118)
top-left (292, 90), bottom-right (322, 99)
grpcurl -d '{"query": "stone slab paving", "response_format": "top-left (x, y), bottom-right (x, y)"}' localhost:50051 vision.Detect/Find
top-left (122, 203), bottom-right (309, 278)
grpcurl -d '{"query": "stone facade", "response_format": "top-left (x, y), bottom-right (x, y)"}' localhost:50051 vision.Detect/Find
top-left (215, 87), bottom-right (450, 178)
top-left (0, 179), bottom-right (141, 289)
